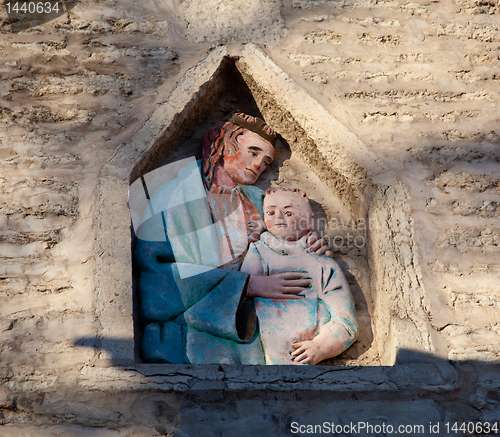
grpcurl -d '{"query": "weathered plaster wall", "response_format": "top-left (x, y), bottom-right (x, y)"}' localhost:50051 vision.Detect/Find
top-left (268, 0), bottom-right (500, 363)
top-left (1, 0), bottom-right (500, 434)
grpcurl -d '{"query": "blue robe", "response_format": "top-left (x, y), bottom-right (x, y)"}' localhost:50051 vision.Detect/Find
top-left (133, 160), bottom-right (265, 364)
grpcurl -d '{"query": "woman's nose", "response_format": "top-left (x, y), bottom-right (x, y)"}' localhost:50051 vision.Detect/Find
top-left (252, 156), bottom-right (264, 169)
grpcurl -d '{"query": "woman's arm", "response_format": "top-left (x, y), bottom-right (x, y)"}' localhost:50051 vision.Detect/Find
top-left (246, 273), bottom-right (311, 300)
top-left (240, 244), bottom-right (311, 300)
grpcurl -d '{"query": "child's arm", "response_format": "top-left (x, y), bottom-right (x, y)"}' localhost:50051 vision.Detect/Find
top-left (291, 259), bottom-right (358, 364)
top-left (240, 243), bottom-right (265, 276)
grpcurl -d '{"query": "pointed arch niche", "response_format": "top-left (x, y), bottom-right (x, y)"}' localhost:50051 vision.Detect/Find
top-left (93, 45), bottom-right (437, 370)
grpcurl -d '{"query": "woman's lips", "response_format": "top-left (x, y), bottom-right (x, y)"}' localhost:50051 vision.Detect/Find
top-left (246, 168), bottom-right (257, 176)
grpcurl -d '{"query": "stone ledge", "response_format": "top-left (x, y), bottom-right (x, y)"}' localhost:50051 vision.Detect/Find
top-left (74, 359), bottom-right (458, 394)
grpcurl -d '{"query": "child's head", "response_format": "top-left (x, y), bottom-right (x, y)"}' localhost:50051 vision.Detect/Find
top-left (263, 188), bottom-right (314, 241)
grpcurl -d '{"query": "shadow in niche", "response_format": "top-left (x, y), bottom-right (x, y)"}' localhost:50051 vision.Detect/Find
top-left (324, 258), bottom-right (373, 365)
top-left (129, 57), bottom-right (268, 182)
top-left (1, 0), bottom-right (84, 33)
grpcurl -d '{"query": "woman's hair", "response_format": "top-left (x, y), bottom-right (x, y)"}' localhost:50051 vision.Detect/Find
top-left (201, 113), bottom-right (277, 189)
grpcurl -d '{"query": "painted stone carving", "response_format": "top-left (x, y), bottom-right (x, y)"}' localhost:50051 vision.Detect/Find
top-left (241, 188), bottom-right (358, 365)
top-left (133, 113), bottom-right (357, 364)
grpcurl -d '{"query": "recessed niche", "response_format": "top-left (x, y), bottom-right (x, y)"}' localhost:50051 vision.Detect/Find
top-left (93, 45), bottom-right (435, 368)
top-left (127, 48), bottom-right (375, 366)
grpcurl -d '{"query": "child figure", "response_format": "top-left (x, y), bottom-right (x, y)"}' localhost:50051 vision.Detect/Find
top-left (240, 188), bottom-right (358, 365)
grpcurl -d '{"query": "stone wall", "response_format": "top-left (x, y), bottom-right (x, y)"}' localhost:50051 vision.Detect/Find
top-left (1, 0), bottom-right (499, 435)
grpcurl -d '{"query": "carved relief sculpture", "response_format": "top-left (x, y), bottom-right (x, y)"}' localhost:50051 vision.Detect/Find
top-left (241, 188), bottom-right (358, 365)
top-left (133, 113), bottom-right (357, 364)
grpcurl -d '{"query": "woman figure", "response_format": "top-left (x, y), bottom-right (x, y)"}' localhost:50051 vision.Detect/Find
top-left (134, 113), bottom-right (332, 364)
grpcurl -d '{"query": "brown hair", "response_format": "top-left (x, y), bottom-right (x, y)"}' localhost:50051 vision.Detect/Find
top-left (201, 113), bottom-right (277, 189)
top-left (228, 113), bottom-right (277, 147)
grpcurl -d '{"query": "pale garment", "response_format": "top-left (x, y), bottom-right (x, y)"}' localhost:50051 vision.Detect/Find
top-left (241, 231), bottom-right (358, 364)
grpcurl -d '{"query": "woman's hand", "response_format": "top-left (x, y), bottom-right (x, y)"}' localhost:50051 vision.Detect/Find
top-left (305, 232), bottom-right (333, 258)
top-left (246, 273), bottom-right (311, 300)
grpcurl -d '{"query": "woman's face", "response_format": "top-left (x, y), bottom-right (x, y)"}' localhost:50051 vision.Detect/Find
top-left (222, 130), bottom-right (275, 185)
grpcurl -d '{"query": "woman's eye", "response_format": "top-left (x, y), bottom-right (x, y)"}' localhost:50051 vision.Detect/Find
top-left (249, 151), bottom-right (257, 157)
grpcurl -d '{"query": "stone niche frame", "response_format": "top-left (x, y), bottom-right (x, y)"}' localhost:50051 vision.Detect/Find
top-left (91, 44), bottom-right (455, 391)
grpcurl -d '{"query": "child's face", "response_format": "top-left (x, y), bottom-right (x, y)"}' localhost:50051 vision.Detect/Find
top-left (263, 191), bottom-right (313, 241)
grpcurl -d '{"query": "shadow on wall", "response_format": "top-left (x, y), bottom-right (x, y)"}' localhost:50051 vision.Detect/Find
top-left (74, 337), bottom-right (135, 366)
top-left (70, 339), bottom-right (500, 436)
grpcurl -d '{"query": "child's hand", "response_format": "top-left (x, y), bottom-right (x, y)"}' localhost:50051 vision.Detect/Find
top-left (305, 232), bottom-right (333, 258)
top-left (291, 340), bottom-right (326, 365)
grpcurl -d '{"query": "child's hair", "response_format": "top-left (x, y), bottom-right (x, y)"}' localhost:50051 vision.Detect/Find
top-left (264, 187), bottom-right (310, 202)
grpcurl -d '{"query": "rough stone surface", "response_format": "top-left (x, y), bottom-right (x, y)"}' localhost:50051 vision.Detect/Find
top-left (180, 0), bottom-right (285, 44)
top-left (1, 0), bottom-right (500, 434)
top-left (368, 183), bottom-right (437, 366)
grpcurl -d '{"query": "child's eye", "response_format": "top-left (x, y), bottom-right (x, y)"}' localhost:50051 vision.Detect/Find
top-left (285, 212), bottom-right (293, 217)
top-left (265, 211), bottom-right (274, 216)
